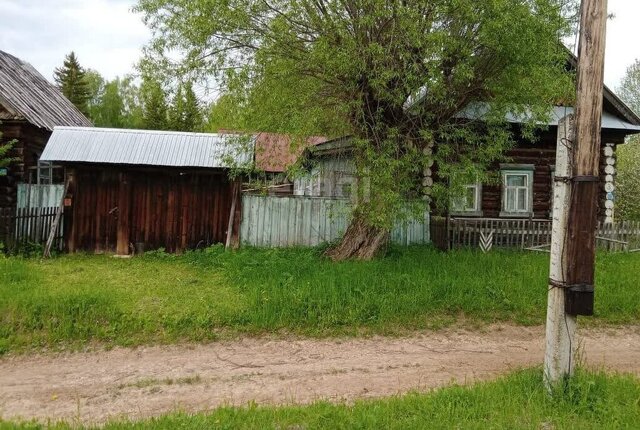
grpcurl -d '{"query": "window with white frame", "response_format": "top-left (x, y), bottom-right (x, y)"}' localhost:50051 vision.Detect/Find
top-left (451, 183), bottom-right (482, 215)
top-left (500, 165), bottom-right (534, 217)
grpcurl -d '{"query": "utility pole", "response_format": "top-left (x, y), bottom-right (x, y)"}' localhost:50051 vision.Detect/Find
top-left (544, 0), bottom-right (608, 388)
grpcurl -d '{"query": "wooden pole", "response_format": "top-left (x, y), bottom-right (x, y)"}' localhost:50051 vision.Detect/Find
top-left (544, 115), bottom-right (577, 387)
top-left (544, 0), bottom-right (608, 387)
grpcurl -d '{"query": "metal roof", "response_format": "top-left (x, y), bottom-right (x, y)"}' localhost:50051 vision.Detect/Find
top-left (0, 50), bottom-right (93, 130)
top-left (458, 103), bottom-right (640, 132)
top-left (40, 127), bottom-right (255, 168)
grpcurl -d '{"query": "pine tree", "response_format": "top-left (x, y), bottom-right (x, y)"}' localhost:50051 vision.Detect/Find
top-left (54, 52), bottom-right (91, 116)
top-left (169, 86), bottom-right (186, 131)
top-left (141, 79), bottom-right (168, 130)
top-left (181, 83), bottom-right (203, 132)
top-left (169, 82), bottom-right (203, 131)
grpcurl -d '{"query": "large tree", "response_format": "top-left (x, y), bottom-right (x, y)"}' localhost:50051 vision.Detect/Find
top-left (54, 52), bottom-right (92, 116)
top-left (616, 59), bottom-right (640, 221)
top-left (137, 0), bottom-right (576, 259)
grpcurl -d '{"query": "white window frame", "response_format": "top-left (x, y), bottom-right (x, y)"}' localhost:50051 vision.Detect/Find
top-left (451, 182), bottom-right (483, 217)
top-left (500, 164), bottom-right (534, 218)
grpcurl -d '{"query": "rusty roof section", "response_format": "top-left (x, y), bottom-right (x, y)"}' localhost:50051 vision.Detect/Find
top-left (0, 49), bottom-right (92, 131)
top-left (254, 132), bottom-right (328, 173)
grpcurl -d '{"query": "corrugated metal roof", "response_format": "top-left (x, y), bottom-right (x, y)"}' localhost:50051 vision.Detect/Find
top-left (40, 127), bottom-right (255, 168)
top-left (458, 103), bottom-right (640, 132)
top-left (0, 50), bottom-right (93, 130)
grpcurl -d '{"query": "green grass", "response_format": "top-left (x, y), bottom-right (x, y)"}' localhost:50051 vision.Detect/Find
top-left (4, 369), bottom-right (640, 429)
top-left (1, 246), bottom-right (639, 353)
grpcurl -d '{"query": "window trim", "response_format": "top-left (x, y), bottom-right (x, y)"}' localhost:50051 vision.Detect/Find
top-left (450, 182), bottom-right (483, 217)
top-left (499, 164), bottom-right (534, 218)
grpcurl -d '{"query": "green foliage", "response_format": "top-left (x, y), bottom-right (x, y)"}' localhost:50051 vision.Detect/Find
top-left (169, 82), bottom-right (204, 131)
top-left (87, 74), bottom-right (146, 129)
top-left (141, 78), bottom-right (169, 130)
top-left (0, 128), bottom-right (17, 169)
top-left (1, 248), bottom-right (638, 353)
top-left (616, 60), bottom-right (640, 221)
top-left (616, 140), bottom-right (640, 221)
top-left (54, 52), bottom-right (92, 116)
top-left (5, 369), bottom-right (640, 429)
top-left (137, 0), bottom-right (577, 229)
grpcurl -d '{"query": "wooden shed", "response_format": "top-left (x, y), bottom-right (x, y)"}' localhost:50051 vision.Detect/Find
top-left (40, 127), bottom-right (251, 255)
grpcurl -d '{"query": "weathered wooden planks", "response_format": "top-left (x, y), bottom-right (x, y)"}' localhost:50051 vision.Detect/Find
top-left (67, 166), bottom-right (233, 254)
top-left (239, 194), bottom-right (430, 247)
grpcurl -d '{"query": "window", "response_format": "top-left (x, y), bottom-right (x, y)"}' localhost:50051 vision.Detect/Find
top-left (500, 165), bottom-right (534, 217)
top-left (451, 183), bottom-right (482, 215)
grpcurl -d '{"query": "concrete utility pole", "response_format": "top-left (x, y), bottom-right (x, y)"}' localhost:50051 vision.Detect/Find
top-left (544, 0), bottom-right (608, 388)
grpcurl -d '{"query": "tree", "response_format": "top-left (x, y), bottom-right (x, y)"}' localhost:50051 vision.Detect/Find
top-left (141, 78), bottom-right (169, 130)
top-left (137, 0), bottom-right (577, 259)
top-left (54, 52), bottom-right (92, 116)
top-left (616, 59), bottom-right (640, 221)
top-left (170, 82), bottom-right (204, 131)
top-left (0, 131), bottom-right (16, 169)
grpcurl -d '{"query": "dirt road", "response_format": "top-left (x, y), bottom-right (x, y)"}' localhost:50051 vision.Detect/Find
top-left (1, 325), bottom-right (639, 424)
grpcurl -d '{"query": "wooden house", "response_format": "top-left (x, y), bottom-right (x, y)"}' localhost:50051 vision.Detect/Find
top-left (294, 89), bottom-right (640, 224)
top-left (0, 49), bottom-right (92, 209)
top-left (40, 127), bottom-right (252, 255)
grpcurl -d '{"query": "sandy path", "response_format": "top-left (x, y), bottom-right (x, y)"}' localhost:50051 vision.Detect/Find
top-left (1, 325), bottom-right (639, 424)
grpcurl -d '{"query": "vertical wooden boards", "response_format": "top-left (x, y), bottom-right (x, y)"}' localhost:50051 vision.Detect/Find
top-left (67, 167), bottom-right (233, 254)
top-left (116, 172), bottom-right (132, 255)
top-left (239, 194), bottom-right (430, 247)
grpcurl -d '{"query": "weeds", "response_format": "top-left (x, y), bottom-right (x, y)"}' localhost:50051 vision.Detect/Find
top-left (1, 247), bottom-right (639, 353)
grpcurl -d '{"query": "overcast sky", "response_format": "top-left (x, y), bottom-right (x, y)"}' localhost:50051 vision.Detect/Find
top-left (0, 0), bottom-right (638, 92)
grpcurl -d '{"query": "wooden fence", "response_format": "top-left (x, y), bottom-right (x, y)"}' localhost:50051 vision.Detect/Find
top-left (17, 184), bottom-right (65, 209)
top-left (0, 207), bottom-right (64, 251)
top-left (240, 194), bottom-right (430, 247)
top-left (430, 217), bottom-right (640, 252)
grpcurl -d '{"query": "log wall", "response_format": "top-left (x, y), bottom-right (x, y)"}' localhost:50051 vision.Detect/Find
top-left (0, 121), bottom-right (51, 209)
top-left (441, 128), bottom-right (623, 220)
top-left (66, 166), bottom-right (235, 254)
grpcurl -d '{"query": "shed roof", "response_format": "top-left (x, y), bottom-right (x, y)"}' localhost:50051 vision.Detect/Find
top-left (0, 50), bottom-right (92, 130)
top-left (40, 127), bottom-right (254, 169)
top-left (254, 132), bottom-right (327, 172)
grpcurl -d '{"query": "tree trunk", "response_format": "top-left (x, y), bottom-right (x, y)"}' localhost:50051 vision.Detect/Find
top-left (325, 213), bottom-right (390, 261)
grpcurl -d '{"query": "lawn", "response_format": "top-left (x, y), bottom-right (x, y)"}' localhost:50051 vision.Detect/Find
top-left (1, 246), bottom-right (639, 353)
top-left (4, 369), bottom-right (640, 429)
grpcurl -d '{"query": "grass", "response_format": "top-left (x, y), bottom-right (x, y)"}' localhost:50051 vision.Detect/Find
top-left (1, 245), bottom-right (639, 353)
top-left (4, 369), bottom-right (640, 429)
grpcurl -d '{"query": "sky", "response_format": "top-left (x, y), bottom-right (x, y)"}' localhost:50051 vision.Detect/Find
top-left (0, 0), bottom-right (639, 91)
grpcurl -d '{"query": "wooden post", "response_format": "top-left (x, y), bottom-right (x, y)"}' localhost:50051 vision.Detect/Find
top-left (225, 180), bottom-right (240, 249)
top-left (544, 115), bottom-right (578, 386)
top-left (116, 172), bottom-right (131, 256)
top-left (544, 0), bottom-right (608, 388)
top-left (565, 0), bottom-right (607, 316)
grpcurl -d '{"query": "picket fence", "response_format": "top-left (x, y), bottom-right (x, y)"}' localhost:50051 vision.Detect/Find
top-left (240, 194), bottom-right (430, 247)
top-left (0, 206), bottom-right (64, 251)
top-left (430, 216), bottom-right (640, 252)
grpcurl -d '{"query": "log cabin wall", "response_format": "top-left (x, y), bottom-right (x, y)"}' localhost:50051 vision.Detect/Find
top-left (66, 165), bottom-right (234, 254)
top-left (0, 121), bottom-right (51, 209)
top-left (434, 128), bottom-right (625, 220)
